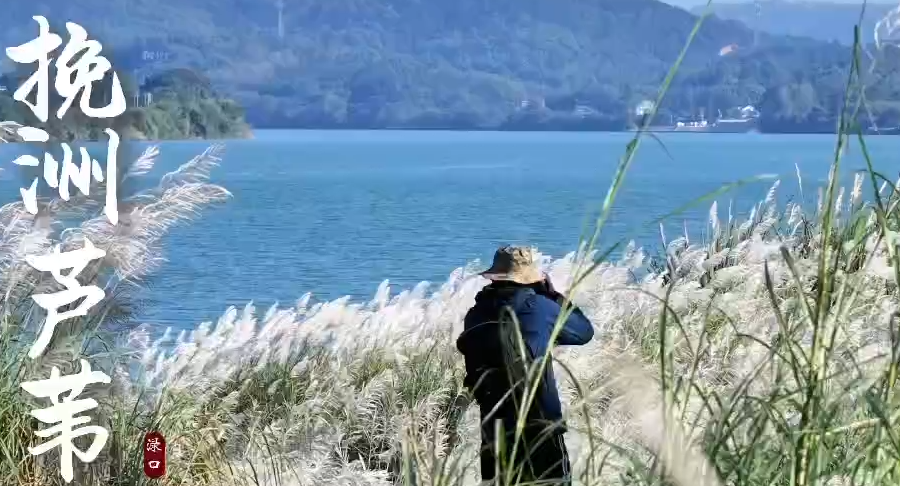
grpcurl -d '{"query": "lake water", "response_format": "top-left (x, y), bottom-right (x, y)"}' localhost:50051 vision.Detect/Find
top-left (0, 130), bottom-right (897, 330)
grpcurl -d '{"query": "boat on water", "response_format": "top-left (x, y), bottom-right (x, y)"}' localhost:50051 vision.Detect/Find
top-left (630, 105), bottom-right (760, 133)
top-left (632, 118), bottom-right (759, 133)
top-left (866, 125), bottom-right (900, 135)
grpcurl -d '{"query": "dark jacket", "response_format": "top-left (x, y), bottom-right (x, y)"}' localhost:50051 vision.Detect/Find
top-left (456, 281), bottom-right (594, 438)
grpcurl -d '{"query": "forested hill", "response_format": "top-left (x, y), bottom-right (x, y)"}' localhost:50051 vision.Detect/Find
top-left (1, 0), bottom-right (898, 132)
top-left (697, 1), bottom-right (896, 45)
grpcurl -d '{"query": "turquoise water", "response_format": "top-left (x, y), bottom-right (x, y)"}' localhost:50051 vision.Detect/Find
top-left (0, 130), bottom-right (897, 330)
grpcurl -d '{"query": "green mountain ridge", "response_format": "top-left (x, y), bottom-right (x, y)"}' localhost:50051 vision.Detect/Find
top-left (1, 0), bottom-right (898, 132)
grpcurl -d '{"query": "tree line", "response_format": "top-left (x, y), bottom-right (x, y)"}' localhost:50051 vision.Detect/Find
top-left (2, 0), bottom-right (899, 133)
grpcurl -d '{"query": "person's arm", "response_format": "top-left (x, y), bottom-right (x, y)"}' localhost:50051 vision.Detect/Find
top-left (548, 296), bottom-right (594, 345)
top-left (534, 276), bottom-right (594, 346)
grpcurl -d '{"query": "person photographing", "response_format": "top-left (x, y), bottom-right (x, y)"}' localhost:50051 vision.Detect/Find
top-left (456, 245), bottom-right (595, 485)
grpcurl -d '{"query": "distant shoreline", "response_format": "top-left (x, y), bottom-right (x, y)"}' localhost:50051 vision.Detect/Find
top-left (0, 132), bottom-right (254, 145)
top-left (245, 126), bottom-right (888, 136)
top-left (50, 126), bottom-right (899, 141)
top-left (126, 125), bottom-right (255, 142)
top-left (33, 125), bottom-right (256, 144)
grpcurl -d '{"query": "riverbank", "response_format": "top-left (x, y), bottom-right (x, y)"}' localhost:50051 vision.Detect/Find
top-left (121, 121), bottom-right (254, 142)
top-left (0, 86), bottom-right (252, 143)
top-left (245, 123), bottom-right (886, 136)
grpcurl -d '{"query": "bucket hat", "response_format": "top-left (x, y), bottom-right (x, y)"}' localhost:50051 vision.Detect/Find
top-left (480, 245), bottom-right (543, 285)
